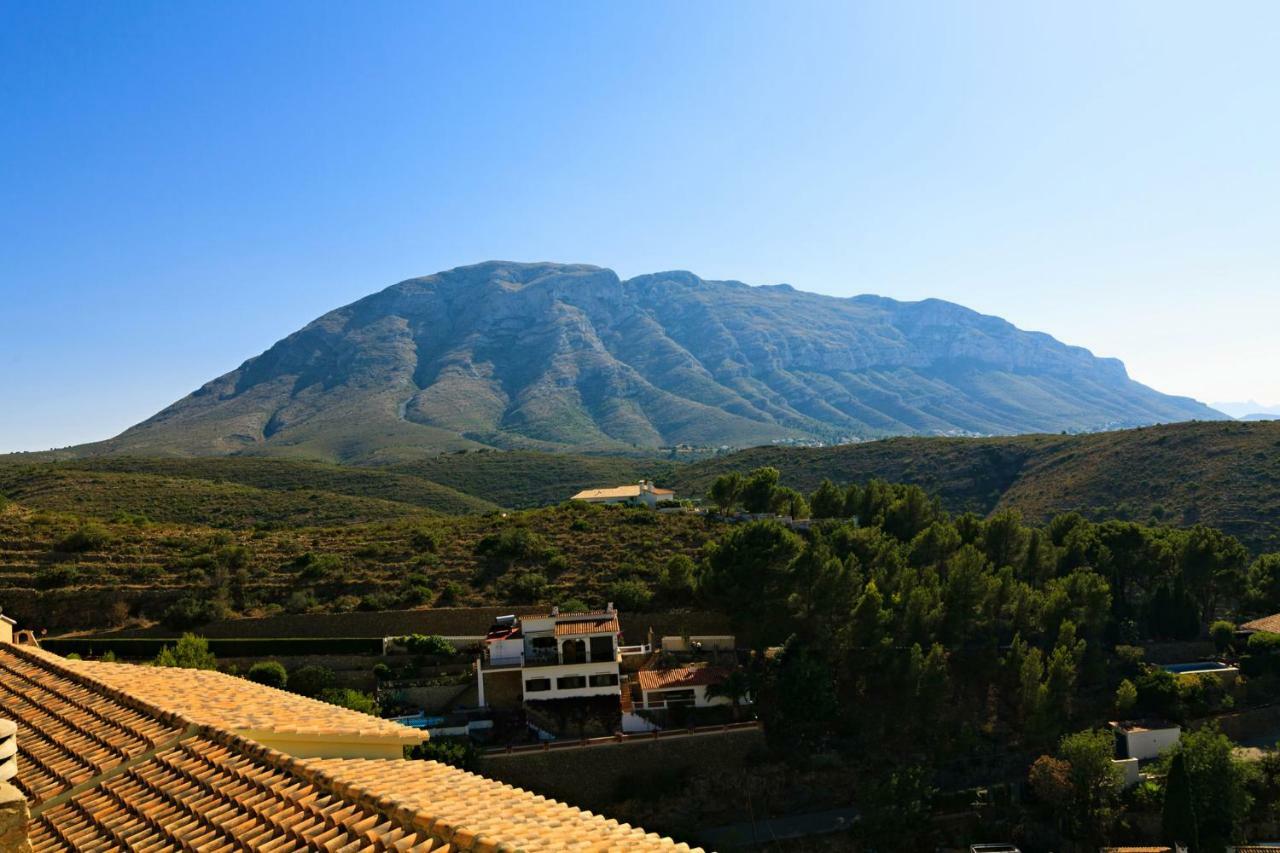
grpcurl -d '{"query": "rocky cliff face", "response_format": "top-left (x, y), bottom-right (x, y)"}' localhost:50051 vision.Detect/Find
top-left (99, 261), bottom-right (1223, 461)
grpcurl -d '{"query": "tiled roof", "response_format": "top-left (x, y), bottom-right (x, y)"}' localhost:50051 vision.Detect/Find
top-left (3, 643), bottom-right (700, 851)
top-left (571, 485), bottom-right (646, 500)
top-left (1100, 848), bottom-right (1172, 852)
top-left (554, 616), bottom-right (620, 636)
top-left (638, 666), bottom-right (731, 692)
top-left (1242, 613), bottom-right (1280, 633)
top-left (303, 757), bottom-right (698, 851)
top-left (54, 653), bottom-right (425, 746)
top-left (0, 646), bottom-right (184, 806)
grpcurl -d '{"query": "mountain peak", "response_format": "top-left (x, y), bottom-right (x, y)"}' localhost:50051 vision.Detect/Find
top-left (94, 262), bottom-right (1223, 462)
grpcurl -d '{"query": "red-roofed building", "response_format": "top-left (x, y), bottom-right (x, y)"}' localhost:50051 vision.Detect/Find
top-left (479, 606), bottom-right (623, 708)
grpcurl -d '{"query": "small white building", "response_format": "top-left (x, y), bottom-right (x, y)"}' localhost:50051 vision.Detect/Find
top-left (635, 665), bottom-right (736, 710)
top-left (479, 607), bottom-right (623, 706)
top-left (1110, 719), bottom-right (1181, 761)
top-left (0, 613), bottom-right (14, 645)
top-left (570, 481), bottom-right (675, 508)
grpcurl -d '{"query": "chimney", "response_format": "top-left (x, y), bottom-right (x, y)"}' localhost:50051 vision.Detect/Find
top-left (606, 601), bottom-right (615, 614)
top-left (550, 606), bottom-right (559, 617)
top-left (0, 719), bottom-right (30, 853)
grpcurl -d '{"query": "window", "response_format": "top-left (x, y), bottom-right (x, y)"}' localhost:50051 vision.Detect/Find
top-left (562, 639), bottom-right (587, 664)
top-left (588, 673), bottom-right (619, 687)
top-left (525, 678), bottom-right (551, 692)
top-left (556, 675), bottom-right (587, 690)
top-left (589, 636), bottom-right (615, 662)
top-left (649, 689), bottom-right (695, 707)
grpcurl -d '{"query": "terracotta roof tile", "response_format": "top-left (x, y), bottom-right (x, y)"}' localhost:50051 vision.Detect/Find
top-left (303, 756), bottom-right (700, 852)
top-left (3, 642), bottom-right (698, 851)
top-left (638, 666), bottom-right (731, 692)
top-left (1242, 613), bottom-right (1280, 633)
top-left (55, 654), bottom-right (425, 746)
top-left (554, 616), bottom-right (621, 636)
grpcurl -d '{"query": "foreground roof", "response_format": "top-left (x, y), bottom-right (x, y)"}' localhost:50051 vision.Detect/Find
top-left (1, 643), bottom-right (700, 851)
top-left (53, 652), bottom-right (424, 748)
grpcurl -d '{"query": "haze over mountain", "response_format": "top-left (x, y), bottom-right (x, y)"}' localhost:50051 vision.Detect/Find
top-left (1212, 400), bottom-right (1280, 420)
top-left (80, 262), bottom-right (1223, 463)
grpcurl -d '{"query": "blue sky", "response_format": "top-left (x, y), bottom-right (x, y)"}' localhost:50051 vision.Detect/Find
top-left (2, 1), bottom-right (1278, 452)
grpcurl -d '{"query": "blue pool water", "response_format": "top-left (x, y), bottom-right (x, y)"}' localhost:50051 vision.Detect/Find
top-left (1162, 661), bottom-right (1232, 674)
top-left (390, 713), bottom-right (447, 729)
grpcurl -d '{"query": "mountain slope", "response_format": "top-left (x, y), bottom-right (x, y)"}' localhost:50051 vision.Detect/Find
top-left (673, 419), bottom-right (1280, 553)
top-left (87, 261), bottom-right (1222, 462)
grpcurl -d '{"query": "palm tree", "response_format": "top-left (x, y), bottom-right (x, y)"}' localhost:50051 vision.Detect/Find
top-left (706, 670), bottom-right (752, 720)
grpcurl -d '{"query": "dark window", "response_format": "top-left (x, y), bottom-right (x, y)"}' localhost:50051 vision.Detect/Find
top-left (650, 688), bottom-right (695, 707)
top-left (588, 673), bottom-right (619, 687)
top-left (530, 636), bottom-right (557, 648)
top-left (556, 675), bottom-right (587, 690)
top-left (525, 678), bottom-right (551, 692)
top-left (562, 639), bottom-right (587, 664)
top-left (589, 636), bottom-right (615, 662)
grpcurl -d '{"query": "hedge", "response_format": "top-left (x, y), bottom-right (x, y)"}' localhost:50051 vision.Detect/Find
top-left (41, 636), bottom-right (384, 659)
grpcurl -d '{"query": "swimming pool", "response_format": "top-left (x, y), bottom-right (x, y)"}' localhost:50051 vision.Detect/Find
top-left (1162, 661), bottom-right (1233, 674)
top-left (390, 713), bottom-right (447, 730)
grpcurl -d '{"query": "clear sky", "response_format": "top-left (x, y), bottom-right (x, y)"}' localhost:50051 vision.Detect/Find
top-left (3, 1), bottom-right (1278, 452)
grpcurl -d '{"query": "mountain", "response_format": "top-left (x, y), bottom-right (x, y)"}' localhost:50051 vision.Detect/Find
top-left (81, 261), bottom-right (1222, 462)
top-left (1212, 400), bottom-right (1280, 420)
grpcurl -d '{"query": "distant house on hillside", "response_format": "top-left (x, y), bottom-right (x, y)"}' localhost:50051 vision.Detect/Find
top-left (570, 480), bottom-right (674, 508)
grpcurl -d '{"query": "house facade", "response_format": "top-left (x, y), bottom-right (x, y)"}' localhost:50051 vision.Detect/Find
top-left (570, 481), bottom-right (675, 508)
top-left (480, 607), bottom-right (623, 706)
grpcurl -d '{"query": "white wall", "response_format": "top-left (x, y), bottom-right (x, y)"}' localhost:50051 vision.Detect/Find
top-left (1121, 727), bottom-right (1180, 760)
top-left (522, 662), bottom-right (621, 700)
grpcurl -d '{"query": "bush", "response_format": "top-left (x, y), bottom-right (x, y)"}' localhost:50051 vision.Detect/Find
top-left (436, 581), bottom-right (465, 606)
top-left (372, 662), bottom-right (391, 681)
top-left (1211, 620), bottom-right (1236, 654)
top-left (247, 660), bottom-right (288, 689)
top-left (162, 596), bottom-right (226, 630)
top-left (657, 555), bottom-right (696, 599)
top-left (410, 527), bottom-right (442, 553)
top-left (320, 687), bottom-right (378, 715)
top-left (35, 565), bottom-right (79, 590)
top-left (404, 634), bottom-right (456, 657)
top-left (407, 737), bottom-right (479, 771)
top-left (290, 665), bottom-right (336, 698)
top-left (474, 527), bottom-right (548, 562)
top-left (510, 571), bottom-right (548, 603)
top-left (606, 578), bottom-right (654, 612)
top-left (56, 523), bottom-right (113, 553)
top-left (153, 634), bottom-right (217, 670)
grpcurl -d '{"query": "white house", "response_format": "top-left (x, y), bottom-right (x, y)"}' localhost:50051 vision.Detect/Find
top-left (570, 481), bottom-right (675, 508)
top-left (1110, 719), bottom-right (1181, 761)
top-left (479, 607), bottom-right (622, 706)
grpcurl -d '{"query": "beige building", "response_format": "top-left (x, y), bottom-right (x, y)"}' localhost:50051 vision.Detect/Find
top-left (0, 615), bottom-right (13, 646)
top-left (571, 480), bottom-right (675, 508)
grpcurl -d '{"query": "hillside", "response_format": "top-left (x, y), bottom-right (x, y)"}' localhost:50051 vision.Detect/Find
top-left (674, 419), bottom-right (1280, 552)
top-left (57, 261), bottom-right (1220, 462)
top-left (0, 499), bottom-right (723, 631)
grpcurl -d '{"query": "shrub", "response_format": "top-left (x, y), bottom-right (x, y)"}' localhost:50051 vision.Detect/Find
top-left (436, 581), bottom-right (465, 606)
top-left (559, 597), bottom-right (590, 613)
top-left (56, 523), bottom-right (113, 553)
top-left (320, 688), bottom-right (378, 715)
top-left (474, 527), bottom-right (548, 562)
top-left (35, 565), bottom-right (79, 590)
top-left (1211, 620), bottom-right (1236, 654)
top-left (657, 555), bottom-right (696, 599)
top-left (1115, 678), bottom-right (1138, 715)
top-left (606, 578), bottom-right (654, 612)
top-left (410, 527), bottom-right (442, 553)
top-left (248, 660), bottom-right (288, 689)
top-left (510, 571), bottom-right (548, 603)
top-left (290, 665), bottom-right (336, 698)
top-left (407, 738), bottom-right (479, 771)
top-left (162, 596), bottom-right (225, 630)
top-left (154, 634), bottom-right (217, 670)
top-left (404, 634), bottom-right (456, 657)
top-left (372, 662), bottom-right (391, 681)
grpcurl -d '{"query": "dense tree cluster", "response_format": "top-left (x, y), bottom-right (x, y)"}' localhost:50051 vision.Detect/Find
top-left (696, 475), bottom-right (1280, 848)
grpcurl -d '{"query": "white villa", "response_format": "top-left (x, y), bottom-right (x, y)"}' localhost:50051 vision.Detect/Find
top-left (479, 606), bottom-right (623, 706)
top-left (570, 480), bottom-right (675, 508)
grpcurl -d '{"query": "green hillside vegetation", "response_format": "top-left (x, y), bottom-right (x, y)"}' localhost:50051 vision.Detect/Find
top-left (388, 450), bottom-right (679, 508)
top-left (0, 457), bottom-right (495, 525)
top-left (0, 499), bottom-right (722, 631)
top-left (675, 420), bottom-right (1280, 553)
